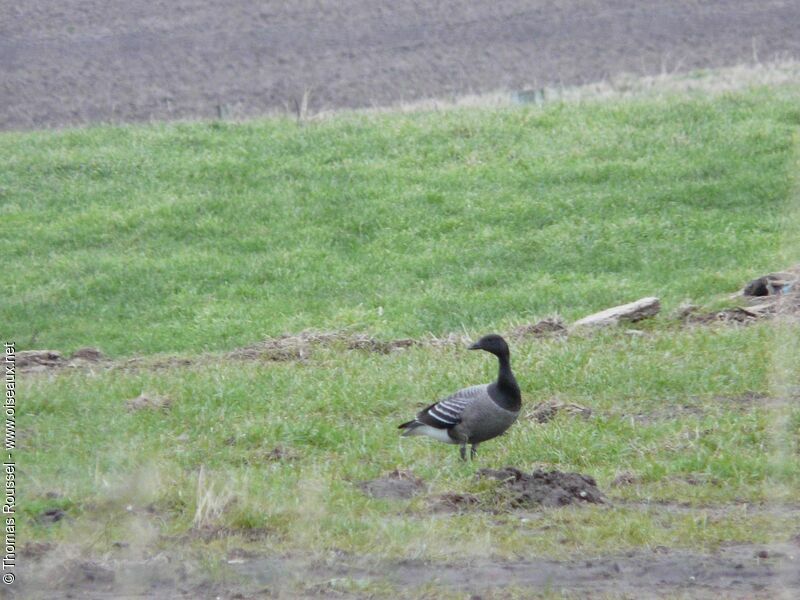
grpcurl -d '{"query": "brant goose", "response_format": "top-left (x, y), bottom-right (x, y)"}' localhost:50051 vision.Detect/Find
top-left (398, 334), bottom-right (521, 460)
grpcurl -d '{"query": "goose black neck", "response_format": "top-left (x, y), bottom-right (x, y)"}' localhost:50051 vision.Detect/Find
top-left (493, 352), bottom-right (521, 411)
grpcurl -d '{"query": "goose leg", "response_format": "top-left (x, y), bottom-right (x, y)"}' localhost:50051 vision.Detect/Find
top-left (459, 443), bottom-right (467, 461)
top-left (470, 443), bottom-right (479, 460)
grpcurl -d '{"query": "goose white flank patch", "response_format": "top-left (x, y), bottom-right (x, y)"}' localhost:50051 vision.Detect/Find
top-left (398, 334), bottom-right (521, 460)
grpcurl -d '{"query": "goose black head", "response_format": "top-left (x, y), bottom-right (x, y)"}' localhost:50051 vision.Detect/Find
top-left (468, 333), bottom-right (509, 357)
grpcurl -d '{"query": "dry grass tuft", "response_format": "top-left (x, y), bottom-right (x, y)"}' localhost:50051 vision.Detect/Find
top-left (192, 466), bottom-right (234, 528)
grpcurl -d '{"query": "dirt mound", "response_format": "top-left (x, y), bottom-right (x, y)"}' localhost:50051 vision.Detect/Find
top-left (36, 508), bottom-right (66, 524)
top-left (17, 350), bottom-right (63, 369)
top-left (743, 267), bottom-right (800, 297)
top-left (69, 347), bottom-right (104, 362)
top-left (17, 348), bottom-right (106, 372)
top-left (430, 492), bottom-right (481, 513)
top-left (509, 317), bottom-right (567, 339)
top-left (478, 467), bottom-right (605, 508)
top-left (685, 294), bottom-right (800, 324)
top-left (359, 469), bottom-right (425, 500)
top-left (746, 290), bottom-right (800, 319)
top-left (682, 305), bottom-right (761, 324)
top-left (684, 265), bottom-right (800, 324)
top-left (529, 399), bottom-right (592, 423)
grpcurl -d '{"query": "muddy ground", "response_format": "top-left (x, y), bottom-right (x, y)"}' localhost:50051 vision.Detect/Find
top-left (2, 0), bottom-right (800, 130)
top-left (17, 465), bottom-right (800, 597)
top-left (16, 539), bottom-right (800, 598)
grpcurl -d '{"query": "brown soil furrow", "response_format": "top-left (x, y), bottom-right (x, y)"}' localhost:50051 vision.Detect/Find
top-left (3, 1), bottom-right (800, 130)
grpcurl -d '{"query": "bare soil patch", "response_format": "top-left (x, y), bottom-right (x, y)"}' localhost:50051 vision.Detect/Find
top-left (430, 491), bottom-right (481, 513)
top-left (683, 305), bottom-right (765, 325)
top-left (621, 403), bottom-right (708, 425)
top-left (36, 507), bottom-right (67, 524)
top-left (3, 1), bottom-right (800, 130)
top-left (358, 469), bottom-right (425, 500)
top-left (228, 330), bottom-right (416, 362)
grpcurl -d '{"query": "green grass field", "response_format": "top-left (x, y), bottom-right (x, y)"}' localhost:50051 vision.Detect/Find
top-left (23, 324), bottom-right (800, 553)
top-left (9, 83), bottom-right (800, 596)
top-left (3, 87), bottom-right (800, 356)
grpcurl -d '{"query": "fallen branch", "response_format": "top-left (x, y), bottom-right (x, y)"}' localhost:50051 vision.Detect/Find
top-left (572, 297), bottom-right (660, 328)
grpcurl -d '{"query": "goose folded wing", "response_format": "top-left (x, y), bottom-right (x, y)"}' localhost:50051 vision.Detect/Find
top-left (415, 384), bottom-right (488, 429)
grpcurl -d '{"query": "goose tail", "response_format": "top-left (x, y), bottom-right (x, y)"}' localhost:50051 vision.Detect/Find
top-left (398, 420), bottom-right (423, 436)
